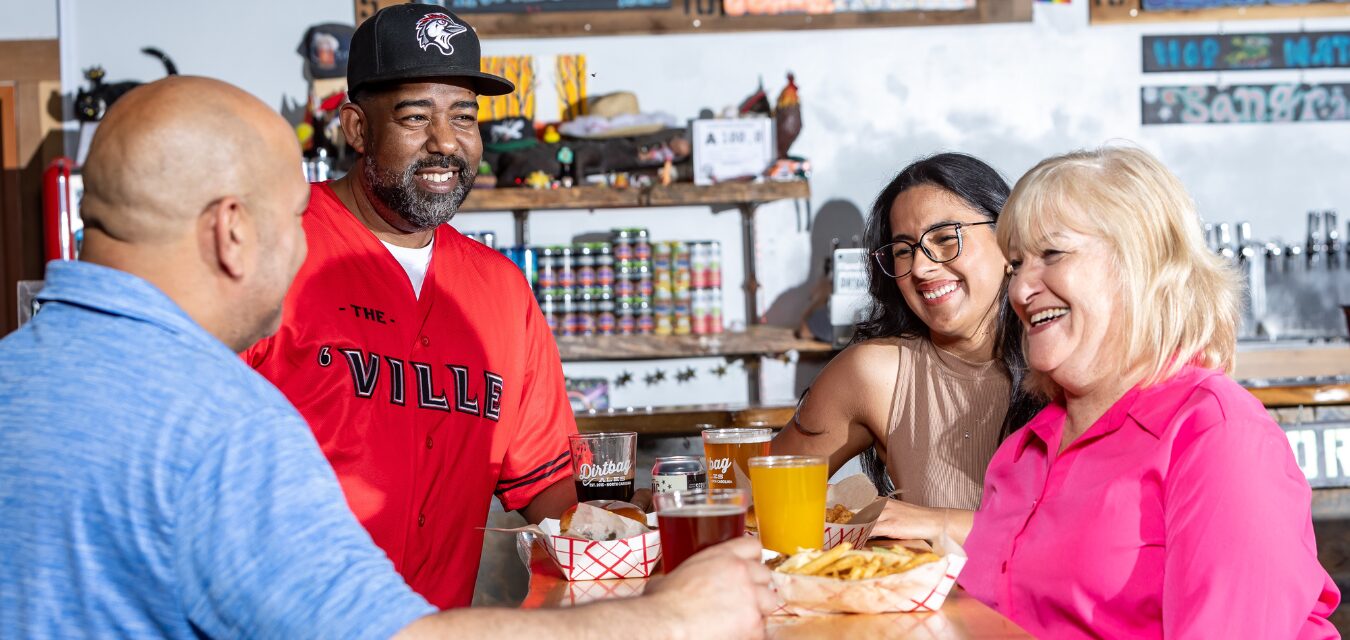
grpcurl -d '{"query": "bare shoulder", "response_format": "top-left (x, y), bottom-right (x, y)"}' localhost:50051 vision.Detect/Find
top-left (811, 337), bottom-right (903, 397)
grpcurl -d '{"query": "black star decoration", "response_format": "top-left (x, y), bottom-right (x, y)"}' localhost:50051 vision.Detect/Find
top-left (710, 363), bottom-right (730, 378)
top-left (644, 369), bottom-right (667, 386)
top-left (676, 367), bottom-right (697, 383)
top-left (615, 371), bottom-right (634, 388)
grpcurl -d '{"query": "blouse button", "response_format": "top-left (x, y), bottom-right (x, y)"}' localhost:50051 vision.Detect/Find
top-left (418, 513), bottom-right (426, 527)
top-left (426, 436), bottom-right (434, 449)
top-left (420, 336), bottom-right (431, 347)
top-left (1001, 561), bottom-right (1008, 574)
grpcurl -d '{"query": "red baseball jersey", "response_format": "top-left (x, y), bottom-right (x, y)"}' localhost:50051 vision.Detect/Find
top-left (245, 182), bottom-right (576, 609)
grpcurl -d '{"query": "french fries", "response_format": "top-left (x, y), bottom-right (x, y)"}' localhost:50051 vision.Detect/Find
top-left (825, 503), bottom-right (855, 524)
top-left (771, 542), bottom-right (940, 581)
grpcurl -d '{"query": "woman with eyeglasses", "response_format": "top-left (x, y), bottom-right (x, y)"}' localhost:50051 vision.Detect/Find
top-left (771, 153), bottom-right (1042, 543)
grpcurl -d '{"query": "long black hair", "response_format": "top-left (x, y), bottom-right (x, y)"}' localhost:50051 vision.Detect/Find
top-left (853, 152), bottom-right (1043, 495)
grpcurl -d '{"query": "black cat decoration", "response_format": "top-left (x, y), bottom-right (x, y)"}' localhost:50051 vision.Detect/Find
top-left (75, 47), bottom-right (178, 122)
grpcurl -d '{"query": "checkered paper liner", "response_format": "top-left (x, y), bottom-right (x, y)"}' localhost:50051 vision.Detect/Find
top-left (514, 517), bottom-right (663, 581)
top-left (823, 497), bottom-right (888, 551)
top-left (768, 535), bottom-right (968, 615)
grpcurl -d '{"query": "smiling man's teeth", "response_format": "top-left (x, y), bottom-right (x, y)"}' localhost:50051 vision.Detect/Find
top-left (922, 283), bottom-right (959, 300)
top-left (420, 172), bottom-right (456, 183)
top-left (1030, 308), bottom-right (1070, 326)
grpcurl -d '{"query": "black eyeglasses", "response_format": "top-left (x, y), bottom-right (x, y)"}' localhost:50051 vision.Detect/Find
top-left (871, 221), bottom-right (995, 278)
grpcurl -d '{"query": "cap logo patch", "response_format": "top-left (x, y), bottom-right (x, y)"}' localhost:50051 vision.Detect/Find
top-left (415, 13), bottom-right (467, 56)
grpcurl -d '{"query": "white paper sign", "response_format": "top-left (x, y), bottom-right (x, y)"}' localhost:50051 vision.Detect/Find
top-left (691, 118), bottom-right (774, 186)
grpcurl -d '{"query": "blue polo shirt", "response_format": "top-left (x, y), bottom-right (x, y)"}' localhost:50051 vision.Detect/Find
top-left (0, 261), bottom-right (436, 639)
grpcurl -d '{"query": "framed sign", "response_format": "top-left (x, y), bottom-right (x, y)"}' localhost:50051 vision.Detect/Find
top-left (1285, 420), bottom-right (1350, 489)
top-left (357, 0), bottom-right (1030, 38)
top-left (691, 118), bottom-right (774, 185)
top-left (1091, 0), bottom-right (1350, 23)
top-left (1143, 31), bottom-right (1350, 72)
top-left (1141, 82), bottom-right (1350, 125)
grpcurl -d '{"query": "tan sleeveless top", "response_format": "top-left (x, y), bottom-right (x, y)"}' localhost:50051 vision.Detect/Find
top-left (882, 337), bottom-right (1010, 510)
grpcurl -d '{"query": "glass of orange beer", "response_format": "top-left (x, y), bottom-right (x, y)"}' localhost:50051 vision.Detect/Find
top-left (701, 427), bottom-right (772, 490)
top-left (748, 455), bottom-right (827, 555)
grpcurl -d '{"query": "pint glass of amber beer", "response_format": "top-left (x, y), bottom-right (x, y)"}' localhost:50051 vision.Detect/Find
top-left (568, 432), bottom-right (637, 502)
top-left (748, 455), bottom-right (827, 555)
top-left (701, 427), bottom-right (772, 490)
top-left (653, 488), bottom-right (749, 571)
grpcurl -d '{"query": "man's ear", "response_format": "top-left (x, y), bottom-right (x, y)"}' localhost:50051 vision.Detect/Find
top-left (340, 102), bottom-right (368, 155)
top-left (206, 196), bottom-right (250, 280)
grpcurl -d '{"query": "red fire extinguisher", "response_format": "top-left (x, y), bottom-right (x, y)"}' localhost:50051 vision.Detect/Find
top-left (42, 156), bottom-right (78, 262)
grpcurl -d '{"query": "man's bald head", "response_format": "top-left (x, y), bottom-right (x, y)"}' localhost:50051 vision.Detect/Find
top-left (77, 76), bottom-right (311, 352)
top-left (81, 76), bottom-right (300, 244)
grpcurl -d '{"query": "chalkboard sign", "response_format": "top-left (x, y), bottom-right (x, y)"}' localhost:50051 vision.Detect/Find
top-left (1144, 31), bottom-right (1350, 72)
top-left (446, 0), bottom-right (669, 14)
top-left (1143, 0), bottom-right (1337, 9)
top-left (1141, 82), bottom-right (1350, 124)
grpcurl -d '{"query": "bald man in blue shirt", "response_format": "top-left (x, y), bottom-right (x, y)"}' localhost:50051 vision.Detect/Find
top-left (0, 76), bottom-right (772, 639)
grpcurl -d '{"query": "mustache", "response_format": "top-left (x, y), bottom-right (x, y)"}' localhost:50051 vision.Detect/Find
top-left (410, 155), bottom-right (469, 173)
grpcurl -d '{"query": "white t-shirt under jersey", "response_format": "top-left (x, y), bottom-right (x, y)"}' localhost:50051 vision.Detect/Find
top-left (382, 239), bottom-right (434, 298)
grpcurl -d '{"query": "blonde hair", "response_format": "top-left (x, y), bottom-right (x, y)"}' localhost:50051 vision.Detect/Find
top-left (997, 144), bottom-right (1241, 400)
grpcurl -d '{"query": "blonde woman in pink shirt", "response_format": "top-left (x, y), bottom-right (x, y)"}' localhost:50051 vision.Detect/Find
top-left (960, 145), bottom-right (1340, 639)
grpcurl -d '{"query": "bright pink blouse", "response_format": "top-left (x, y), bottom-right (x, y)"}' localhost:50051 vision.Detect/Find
top-left (961, 366), bottom-right (1340, 639)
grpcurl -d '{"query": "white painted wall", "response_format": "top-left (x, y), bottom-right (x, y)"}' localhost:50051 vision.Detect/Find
top-left (45, 1), bottom-right (1350, 409)
top-left (0, 0), bottom-right (57, 40)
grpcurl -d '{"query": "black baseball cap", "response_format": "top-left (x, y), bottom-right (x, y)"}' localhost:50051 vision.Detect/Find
top-left (348, 4), bottom-right (514, 97)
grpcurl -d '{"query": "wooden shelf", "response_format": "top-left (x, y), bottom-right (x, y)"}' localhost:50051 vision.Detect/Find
top-left (459, 181), bottom-right (810, 213)
top-left (359, 0), bottom-right (1030, 39)
top-left (558, 325), bottom-right (834, 362)
top-left (1090, 0), bottom-right (1350, 24)
top-left (575, 402), bottom-right (795, 436)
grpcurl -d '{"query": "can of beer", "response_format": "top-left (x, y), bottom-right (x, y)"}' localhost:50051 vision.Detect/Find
top-left (690, 242), bottom-right (709, 289)
top-left (595, 243), bottom-right (615, 287)
top-left (710, 287), bottom-right (723, 334)
top-left (673, 299), bottom-right (692, 336)
top-left (576, 244), bottom-right (597, 288)
top-left (557, 246), bottom-right (576, 290)
top-left (633, 228), bottom-right (652, 262)
top-left (537, 247), bottom-right (559, 290)
top-left (692, 289), bottom-right (710, 335)
top-left (577, 298), bottom-right (597, 336)
top-left (636, 302), bottom-right (655, 335)
top-left (560, 296), bottom-right (578, 337)
top-left (651, 456), bottom-right (707, 493)
top-left (617, 305), bottom-right (637, 335)
top-left (612, 229), bottom-right (635, 262)
top-left (673, 241), bottom-right (691, 272)
top-left (653, 240), bottom-right (672, 271)
top-left (707, 241), bottom-right (723, 288)
top-left (596, 297), bottom-right (616, 335)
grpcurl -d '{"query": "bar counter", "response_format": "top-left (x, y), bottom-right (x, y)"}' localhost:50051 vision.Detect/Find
top-left (515, 537), bottom-right (1033, 639)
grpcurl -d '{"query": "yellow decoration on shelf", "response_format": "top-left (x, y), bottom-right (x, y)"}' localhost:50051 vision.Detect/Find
top-left (542, 125), bottom-right (561, 144)
top-left (478, 55), bottom-right (535, 122)
top-left (525, 170), bottom-right (552, 189)
top-left (555, 54), bottom-right (587, 121)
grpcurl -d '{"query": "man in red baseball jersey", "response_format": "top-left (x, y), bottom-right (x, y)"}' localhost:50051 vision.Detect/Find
top-left (245, 5), bottom-right (577, 608)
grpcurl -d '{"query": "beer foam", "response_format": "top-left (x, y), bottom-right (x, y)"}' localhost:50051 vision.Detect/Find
top-left (703, 430), bottom-right (772, 444)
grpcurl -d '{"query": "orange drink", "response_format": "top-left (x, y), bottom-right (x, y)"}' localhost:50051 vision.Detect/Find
top-left (748, 455), bottom-right (827, 555)
top-left (701, 427), bottom-right (771, 490)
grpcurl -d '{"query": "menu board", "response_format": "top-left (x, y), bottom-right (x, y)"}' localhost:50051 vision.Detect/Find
top-left (1143, 31), bottom-right (1350, 72)
top-left (1141, 82), bottom-right (1350, 125)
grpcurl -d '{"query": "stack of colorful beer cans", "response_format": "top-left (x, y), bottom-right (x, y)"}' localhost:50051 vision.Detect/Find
top-left (501, 228), bottom-right (723, 338)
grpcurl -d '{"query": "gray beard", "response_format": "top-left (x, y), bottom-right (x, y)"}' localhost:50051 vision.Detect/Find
top-left (363, 156), bottom-right (475, 230)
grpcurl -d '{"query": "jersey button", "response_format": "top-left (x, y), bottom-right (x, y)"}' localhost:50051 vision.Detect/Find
top-left (420, 336), bottom-right (430, 347)
top-left (418, 513), bottom-right (426, 527)
top-left (425, 436), bottom-right (434, 450)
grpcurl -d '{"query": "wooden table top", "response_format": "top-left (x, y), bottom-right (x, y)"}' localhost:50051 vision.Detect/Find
top-left (516, 539), bottom-right (1032, 639)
